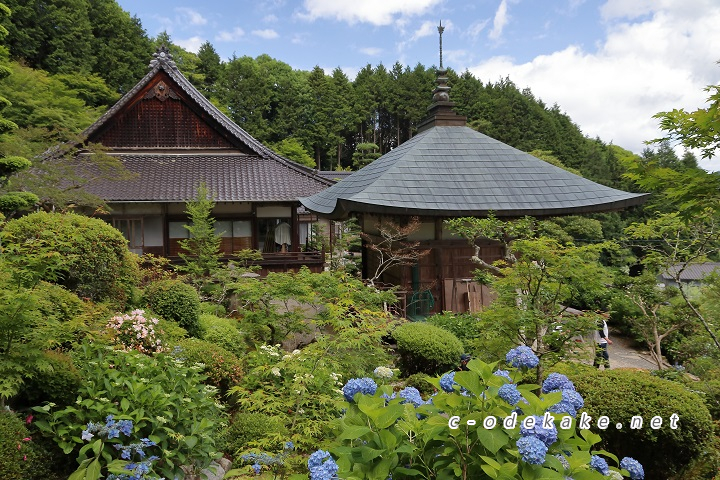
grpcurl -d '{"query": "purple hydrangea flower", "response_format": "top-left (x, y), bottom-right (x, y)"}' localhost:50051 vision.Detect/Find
top-left (590, 455), bottom-right (610, 475)
top-left (620, 457), bottom-right (645, 480)
top-left (542, 373), bottom-right (575, 393)
top-left (506, 346), bottom-right (539, 369)
top-left (498, 383), bottom-right (523, 405)
top-left (342, 377), bottom-right (377, 402)
top-left (517, 436), bottom-right (547, 465)
top-left (520, 415), bottom-right (558, 447)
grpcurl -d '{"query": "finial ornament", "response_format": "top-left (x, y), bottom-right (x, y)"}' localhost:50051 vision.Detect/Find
top-left (148, 45), bottom-right (177, 70)
top-left (438, 21), bottom-right (445, 70)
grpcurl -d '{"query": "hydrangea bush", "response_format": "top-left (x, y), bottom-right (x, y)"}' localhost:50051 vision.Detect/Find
top-left (318, 348), bottom-right (644, 480)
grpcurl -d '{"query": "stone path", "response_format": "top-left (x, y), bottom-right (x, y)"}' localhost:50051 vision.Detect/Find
top-left (573, 329), bottom-right (660, 371)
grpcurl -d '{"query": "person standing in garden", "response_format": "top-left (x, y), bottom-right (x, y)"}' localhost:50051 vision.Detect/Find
top-left (593, 316), bottom-right (612, 369)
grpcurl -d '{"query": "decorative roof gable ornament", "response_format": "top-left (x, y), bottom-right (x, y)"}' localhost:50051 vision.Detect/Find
top-left (148, 45), bottom-right (177, 70)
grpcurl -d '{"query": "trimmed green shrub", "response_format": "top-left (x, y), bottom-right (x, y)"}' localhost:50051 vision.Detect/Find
top-left (426, 311), bottom-right (481, 349)
top-left (200, 301), bottom-right (226, 316)
top-left (392, 322), bottom-right (464, 375)
top-left (555, 363), bottom-right (715, 478)
top-left (217, 412), bottom-right (285, 458)
top-left (2, 211), bottom-right (140, 305)
top-left (0, 411), bottom-right (51, 480)
top-left (403, 372), bottom-right (435, 396)
top-left (18, 351), bottom-right (82, 408)
top-left (176, 338), bottom-right (244, 395)
top-left (144, 279), bottom-right (201, 337)
top-left (200, 314), bottom-right (245, 356)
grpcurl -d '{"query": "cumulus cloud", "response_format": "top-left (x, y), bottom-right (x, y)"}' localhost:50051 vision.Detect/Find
top-left (359, 47), bottom-right (383, 56)
top-left (299, 0), bottom-right (441, 25)
top-left (469, 1), bottom-right (720, 170)
top-left (175, 36), bottom-right (204, 53)
top-left (253, 29), bottom-right (279, 39)
top-left (175, 7), bottom-right (207, 26)
top-left (215, 27), bottom-right (245, 42)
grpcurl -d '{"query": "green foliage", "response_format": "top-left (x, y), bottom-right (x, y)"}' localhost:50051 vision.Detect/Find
top-left (199, 313), bottom-right (245, 356)
top-left (392, 322), bottom-right (464, 376)
top-left (556, 363), bottom-right (715, 478)
top-left (426, 311), bottom-right (482, 350)
top-left (402, 373), bottom-right (435, 397)
top-left (18, 350), bottom-right (82, 408)
top-left (143, 279), bottom-right (201, 337)
top-left (175, 338), bottom-right (244, 395)
top-left (33, 343), bottom-right (223, 479)
top-left (329, 358), bottom-right (624, 480)
top-left (2, 211), bottom-right (140, 304)
top-left (352, 142), bottom-right (381, 169)
top-left (0, 411), bottom-right (51, 480)
top-left (270, 137), bottom-right (315, 168)
top-left (177, 183), bottom-right (223, 284)
top-left (218, 412), bottom-right (286, 458)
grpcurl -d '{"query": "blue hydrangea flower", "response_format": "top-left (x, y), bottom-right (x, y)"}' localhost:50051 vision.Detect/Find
top-left (520, 415), bottom-right (558, 447)
top-left (517, 435), bottom-right (548, 465)
top-left (342, 377), bottom-right (377, 402)
top-left (506, 346), bottom-right (539, 369)
top-left (554, 454), bottom-right (570, 469)
top-left (620, 457), bottom-right (645, 480)
top-left (398, 387), bottom-right (424, 407)
top-left (252, 463), bottom-right (262, 475)
top-left (493, 369), bottom-right (512, 382)
top-left (498, 383), bottom-right (522, 405)
top-left (117, 419), bottom-right (133, 437)
top-left (308, 450), bottom-right (339, 480)
top-left (439, 371), bottom-right (457, 392)
top-left (285, 441), bottom-right (294, 450)
top-left (548, 400), bottom-right (577, 417)
top-left (542, 373), bottom-right (575, 393)
top-left (558, 389), bottom-right (583, 410)
top-left (590, 455), bottom-right (610, 475)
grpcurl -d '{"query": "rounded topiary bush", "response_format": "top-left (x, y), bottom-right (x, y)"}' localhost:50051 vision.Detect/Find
top-left (392, 322), bottom-right (464, 375)
top-left (218, 412), bottom-right (286, 458)
top-left (2, 211), bottom-right (139, 304)
top-left (200, 314), bottom-right (245, 356)
top-left (555, 363), bottom-right (714, 478)
top-left (176, 338), bottom-right (243, 394)
top-left (144, 279), bottom-right (201, 337)
top-left (0, 411), bottom-right (51, 480)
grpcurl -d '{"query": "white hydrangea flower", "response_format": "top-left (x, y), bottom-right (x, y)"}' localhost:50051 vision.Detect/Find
top-left (373, 366), bottom-right (394, 379)
top-left (271, 367), bottom-right (281, 376)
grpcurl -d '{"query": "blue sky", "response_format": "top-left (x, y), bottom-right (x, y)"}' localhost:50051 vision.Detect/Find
top-left (115, 0), bottom-right (720, 170)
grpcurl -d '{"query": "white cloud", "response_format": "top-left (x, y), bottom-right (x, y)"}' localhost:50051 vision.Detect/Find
top-left (359, 47), bottom-right (383, 56)
top-left (467, 19), bottom-right (490, 40)
top-left (175, 36), bottom-right (204, 53)
top-left (215, 27), bottom-right (245, 42)
top-left (299, 0), bottom-right (441, 25)
top-left (468, 1), bottom-right (720, 170)
top-left (488, 0), bottom-right (510, 41)
top-left (253, 29), bottom-right (279, 39)
top-left (410, 21), bottom-right (437, 42)
top-left (263, 14), bottom-right (279, 23)
top-left (291, 32), bottom-right (310, 45)
top-left (175, 7), bottom-right (207, 26)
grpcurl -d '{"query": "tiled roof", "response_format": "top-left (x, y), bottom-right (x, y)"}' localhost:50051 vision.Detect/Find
top-left (84, 154), bottom-right (331, 202)
top-left (661, 262), bottom-right (720, 281)
top-left (301, 125), bottom-right (648, 219)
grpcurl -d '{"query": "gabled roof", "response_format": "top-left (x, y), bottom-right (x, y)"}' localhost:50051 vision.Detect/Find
top-left (78, 47), bottom-right (332, 202)
top-left (661, 262), bottom-right (720, 282)
top-left (301, 125), bottom-right (648, 219)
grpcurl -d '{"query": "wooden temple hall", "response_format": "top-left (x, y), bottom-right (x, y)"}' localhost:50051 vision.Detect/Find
top-left (301, 24), bottom-right (647, 315)
top-left (78, 47), bottom-right (333, 273)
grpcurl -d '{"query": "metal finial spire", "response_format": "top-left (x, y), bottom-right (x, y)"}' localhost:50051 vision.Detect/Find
top-left (438, 21), bottom-right (445, 70)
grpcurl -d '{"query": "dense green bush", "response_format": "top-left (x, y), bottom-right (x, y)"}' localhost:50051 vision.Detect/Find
top-left (176, 338), bottom-right (244, 395)
top-left (403, 372), bottom-right (435, 396)
top-left (200, 313), bottom-right (245, 356)
top-left (143, 279), bottom-right (202, 337)
top-left (0, 411), bottom-right (51, 480)
top-left (218, 412), bottom-right (286, 458)
top-left (2, 211), bottom-right (139, 305)
top-left (392, 322), bottom-right (464, 375)
top-left (555, 363), bottom-right (715, 478)
top-left (18, 351), bottom-right (82, 408)
top-left (426, 311), bottom-right (481, 349)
